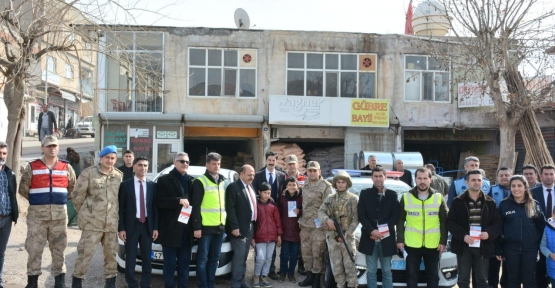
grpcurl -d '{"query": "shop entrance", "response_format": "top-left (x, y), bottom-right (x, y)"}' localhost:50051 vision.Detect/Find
top-left (271, 139), bottom-right (344, 177)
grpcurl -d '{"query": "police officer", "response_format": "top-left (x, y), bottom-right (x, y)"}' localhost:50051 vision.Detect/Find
top-left (298, 161), bottom-right (333, 288)
top-left (19, 136), bottom-right (76, 288)
top-left (71, 145), bottom-right (122, 288)
top-left (318, 171), bottom-right (359, 288)
top-left (487, 167), bottom-right (512, 288)
top-left (397, 167), bottom-right (448, 288)
top-left (447, 156), bottom-right (491, 207)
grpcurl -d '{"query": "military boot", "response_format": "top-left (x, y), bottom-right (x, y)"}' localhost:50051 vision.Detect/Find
top-left (298, 271), bottom-right (314, 287)
top-left (54, 273), bottom-right (66, 288)
top-left (25, 275), bottom-right (38, 288)
top-left (71, 277), bottom-right (82, 288)
top-left (298, 259), bottom-right (307, 275)
top-left (311, 273), bottom-right (321, 288)
top-left (104, 276), bottom-right (116, 288)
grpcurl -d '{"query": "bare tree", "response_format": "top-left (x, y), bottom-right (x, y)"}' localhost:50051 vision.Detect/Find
top-left (415, 0), bottom-right (555, 169)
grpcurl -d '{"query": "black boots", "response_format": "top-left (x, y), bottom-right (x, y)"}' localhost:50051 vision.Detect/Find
top-left (311, 273), bottom-right (321, 288)
top-left (104, 276), bottom-right (116, 288)
top-left (54, 274), bottom-right (66, 288)
top-left (71, 277), bottom-right (82, 288)
top-left (25, 276), bottom-right (38, 288)
top-left (298, 261), bottom-right (307, 275)
top-left (298, 271), bottom-right (314, 287)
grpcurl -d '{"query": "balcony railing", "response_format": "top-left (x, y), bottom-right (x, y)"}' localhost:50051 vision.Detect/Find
top-left (102, 89), bottom-right (162, 112)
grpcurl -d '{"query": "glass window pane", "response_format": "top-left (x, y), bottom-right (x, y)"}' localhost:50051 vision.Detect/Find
top-left (208, 49), bottom-right (222, 66)
top-left (307, 71), bottom-right (323, 96)
top-left (224, 69), bottom-right (237, 96)
top-left (340, 72), bottom-right (357, 98)
top-left (341, 55), bottom-right (357, 70)
top-left (288, 53), bottom-right (304, 69)
top-left (224, 50), bottom-right (238, 66)
top-left (207, 68), bottom-right (222, 96)
top-left (287, 71), bottom-right (304, 96)
top-left (359, 73), bottom-right (376, 98)
top-left (326, 54), bottom-right (338, 69)
top-left (434, 72), bottom-right (450, 101)
top-left (135, 52), bottom-right (163, 112)
top-left (239, 69), bottom-right (256, 97)
top-left (106, 31), bottom-right (134, 50)
top-left (406, 55), bottom-right (426, 70)
top-left (325, 72), bottom-right (338, 97)
top-left (189, 68), bottom-right (205, 96)
top-left (428, 57), bottom-right (448, 71)
top-left (422, 72), bottom-right (433, 100)
top-left (307, 53), bottom-right (323, 69)
top-left (135, 32), bottom-right (163, 50)
top-left (189, 49), bottom-right (205, 66)
top-left (405, 72), bottom-right (420, 101)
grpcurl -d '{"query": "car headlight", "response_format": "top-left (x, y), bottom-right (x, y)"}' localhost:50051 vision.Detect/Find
top-left (441, 266), bottom-right (458, 280)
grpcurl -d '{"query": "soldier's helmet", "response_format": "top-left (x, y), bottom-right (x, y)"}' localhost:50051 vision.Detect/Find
top-left (332, 170), bottom-right (353, 189)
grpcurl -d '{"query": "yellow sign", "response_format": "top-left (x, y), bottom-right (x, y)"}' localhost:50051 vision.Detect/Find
top-left (350, 99), bottom-right (389, 127)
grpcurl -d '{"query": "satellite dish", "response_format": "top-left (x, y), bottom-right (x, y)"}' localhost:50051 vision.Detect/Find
top-left (234, 8), bottom-right (250, 29)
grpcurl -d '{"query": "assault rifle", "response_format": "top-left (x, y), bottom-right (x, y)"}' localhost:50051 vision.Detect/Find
top-left (327, 204), bottom-right (355, 263)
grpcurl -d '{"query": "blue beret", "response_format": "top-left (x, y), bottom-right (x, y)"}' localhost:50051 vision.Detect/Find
top-left (99, 145), bottom-right (118, 157)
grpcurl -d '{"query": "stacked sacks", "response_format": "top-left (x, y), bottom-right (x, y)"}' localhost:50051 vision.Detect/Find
top-left (270, 142), bottom-right (306, 172)
top-left (306, 146), bottom-right (345, 178)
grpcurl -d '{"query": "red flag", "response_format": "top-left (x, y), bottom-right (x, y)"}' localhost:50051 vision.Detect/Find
top-left (405, 0), bottom-right (414, 35)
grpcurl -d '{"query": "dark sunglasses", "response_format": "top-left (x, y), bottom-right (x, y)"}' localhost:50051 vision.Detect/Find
top-left (176, 160), bottom-right (190, 164)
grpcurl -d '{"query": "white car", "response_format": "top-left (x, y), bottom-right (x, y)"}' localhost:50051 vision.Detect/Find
top-left (75, 116), bottom-right (95, 137)
top-left (116, 165), bottom-right (239, 276)
top-left (323, 174), bottom-right (458, 288)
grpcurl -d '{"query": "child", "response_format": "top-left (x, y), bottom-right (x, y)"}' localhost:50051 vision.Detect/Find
top-left (540, 211), bottom-right (555, 286)
top-left (278, 177), bottom-right (302, 283)
top-left (252, 182), bottom-right (282, 288)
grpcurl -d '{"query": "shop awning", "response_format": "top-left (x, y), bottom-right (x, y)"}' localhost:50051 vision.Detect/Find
top-left (98, 112), bottom-right (182, 122)
top-left (184, 114), bottom-right (264, 123)
top-left (60, 91), bottom-right (76, 102)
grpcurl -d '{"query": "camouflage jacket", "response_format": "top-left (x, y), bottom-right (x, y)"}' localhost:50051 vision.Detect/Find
top-left (299, 178), bottom-right (333, 228)
top-left (72, 164), bottom-right (123, 232)
top-left (319, 190), bottom-right (359, 238)
top-left (19, 158), bottom-right (76, 221)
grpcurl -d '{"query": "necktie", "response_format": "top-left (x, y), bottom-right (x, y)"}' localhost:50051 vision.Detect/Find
top-left (247, 185), bottom-right (257, 221)
top-left (269, 173), bottom-right (273, 185)
top-left (548, 189), bottom-right (553, 217)
top-left (139, 180), bottom-right (145, 223)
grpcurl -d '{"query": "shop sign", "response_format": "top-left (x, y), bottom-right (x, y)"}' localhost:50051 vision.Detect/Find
top-left (167, 131), bottom-right (178, 139)
top-left (103, 124), bottom-right (128, 152)
top-left (404, 130), bottom-right (492, 141)
top-left (458, 82), bottom-right (499, 108)
top-left (131, 128), bottom-right (149, 138)
top-left (157, 131), bottom-right (167, 138)
top-left (129, 126), bottom-right (153, 172)
top-left (269, 95), bottom-right (389, 127)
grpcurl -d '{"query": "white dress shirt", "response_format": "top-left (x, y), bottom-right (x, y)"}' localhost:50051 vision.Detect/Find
top-left (134, 176), bottom-right (148, 218)
top-left (241, 180), bottom-right (256, 221)
top-left (265, 168), bottom-right (275, 185)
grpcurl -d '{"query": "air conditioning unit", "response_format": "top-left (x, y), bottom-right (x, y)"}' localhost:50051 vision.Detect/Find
top-left (271, 128), bottom-right (279, 139)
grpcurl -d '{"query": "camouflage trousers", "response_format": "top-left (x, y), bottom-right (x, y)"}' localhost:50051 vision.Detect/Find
top-left (72, 230), bottom-right (118, 279)
top-left (25, 217), bottom-right (67, 276)
top-left (300, 227), bottom-right (327, 273)
top-left (326, 234), bottom-right (358, 287)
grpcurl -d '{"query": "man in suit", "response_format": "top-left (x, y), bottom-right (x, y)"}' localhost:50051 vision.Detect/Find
top-left (118, 156), bottom-right (159, 288)
top-left (225, 165), bottom-right (257, 288)
top-left (252, 150), bottom-right (286, 279)
top-left (37, 104), bottom-right (57, 142)
top-left (531, 163), bottom-right (555, 288)
top-left (156, 152), bottom-right (195, 288)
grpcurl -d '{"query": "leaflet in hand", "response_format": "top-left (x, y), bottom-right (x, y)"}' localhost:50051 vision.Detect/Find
top-left (178, 206), bottom-right (192, 224)
top-left (469, 225), bottom-right (481, 248)
top-left (378, 223), bottom-right (390, 239)
top-left (288, 201), bottom-right (297, 217)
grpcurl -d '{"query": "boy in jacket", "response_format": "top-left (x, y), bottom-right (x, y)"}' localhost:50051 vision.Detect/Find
top-left (278, 177), bottom-right (302, 283)
top-left (447, 170), bottom-right (502, 288)
top-left (540, 213), bottom-right (555, 286)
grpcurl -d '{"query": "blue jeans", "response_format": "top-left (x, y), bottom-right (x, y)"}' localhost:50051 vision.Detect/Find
top-left (366, 242), bottom-right (393, 288)
top-left (39, 127), bottom-right (51, 141)
top-left (279, 241), bottom-right (300, 275)
top-left (196, 233), bottom-right (224, 288)
top-left (0, 217), bottom-right (12, 286)
top-left (162, 227), bottom-right (192, 288)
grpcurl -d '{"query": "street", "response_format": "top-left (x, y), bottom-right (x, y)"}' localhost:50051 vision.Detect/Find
top-left (21, 136), bottom-right (94, 162)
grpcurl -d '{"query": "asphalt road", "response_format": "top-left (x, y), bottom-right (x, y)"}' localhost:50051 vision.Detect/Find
top-left (21, 136), bottom-right (95, 161)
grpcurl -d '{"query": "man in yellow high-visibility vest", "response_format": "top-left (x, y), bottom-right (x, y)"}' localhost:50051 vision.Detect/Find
top-left (396, 167), bottom-right (448, 288)
top-left (190, 152), bottom-right (226, 288)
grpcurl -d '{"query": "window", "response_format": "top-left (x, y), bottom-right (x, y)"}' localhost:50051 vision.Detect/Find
top-left (188, 48), bottom-right (257, 97)
top-left (286, 52), bottom-right (377, 98)
top-left (47, 56), bottom-right (56, 73)
top-left (404, 55), bottom-right (450, 102)
top-left (65, 63), bottom-right (74, 79)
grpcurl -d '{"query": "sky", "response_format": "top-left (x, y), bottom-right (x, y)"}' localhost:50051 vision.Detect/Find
top-left (106, 0), bottom-right (412, 34)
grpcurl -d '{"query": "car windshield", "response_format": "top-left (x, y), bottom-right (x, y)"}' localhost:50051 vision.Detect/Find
top-left (326, 176), bottom-right (412, 197)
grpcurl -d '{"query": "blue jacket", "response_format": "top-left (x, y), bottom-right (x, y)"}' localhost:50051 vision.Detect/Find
top-left (497, 195), bottom-right (545, 254)
top-left (540, 218), bottom-right (555, 278)
top-left (447, 176), bottom-right (491, 207)
top-left (488, 184), bottom-right (510, 207)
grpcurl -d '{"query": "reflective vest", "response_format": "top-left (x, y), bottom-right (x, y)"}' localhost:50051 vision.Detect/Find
top-left (404, 192), bottom-right (442, 249)
top-left (196, 175), bottom-right (226, 226)
top-left (454, 177), bottom-right (491, 196)
top-left (29, 159), bottom-right (69, 205)
top-left (489, 184), bottom-right (509, 207)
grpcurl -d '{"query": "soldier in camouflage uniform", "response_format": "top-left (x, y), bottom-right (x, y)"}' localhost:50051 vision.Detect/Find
top-left (19, 136), bottom-right (76, 288)
top-left (71, 146), bottom-right (122, 288)
top-left (319, 171), bottom-right (359, 288)
top-left (298, 161), bottom-right (333, 288)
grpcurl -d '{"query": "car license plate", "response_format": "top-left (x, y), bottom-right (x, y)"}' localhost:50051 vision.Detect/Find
top-left (151, 251), bottom-right (163, 260)
top-left (390, 259), bottom-right (425, 270)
